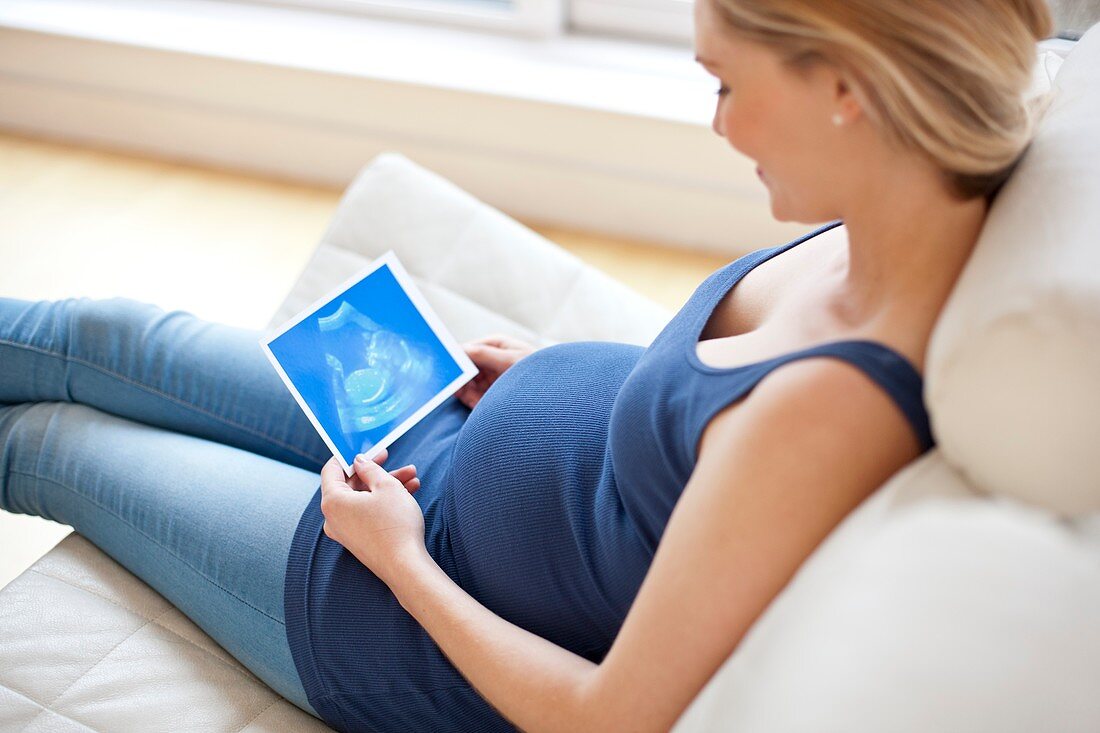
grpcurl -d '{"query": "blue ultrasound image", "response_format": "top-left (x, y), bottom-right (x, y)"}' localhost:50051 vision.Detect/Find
top-left (320, 299), bottom-right (434, 435)
top-left (266, 262), bottom-right (464, 464)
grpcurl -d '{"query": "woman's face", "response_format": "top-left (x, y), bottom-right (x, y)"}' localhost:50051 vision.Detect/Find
top-left (693, 0), bottom-right (858, 224)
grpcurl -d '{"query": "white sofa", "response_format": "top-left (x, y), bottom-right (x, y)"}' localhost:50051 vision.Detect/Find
top-left (2, 26), bottom-right (1098, 733)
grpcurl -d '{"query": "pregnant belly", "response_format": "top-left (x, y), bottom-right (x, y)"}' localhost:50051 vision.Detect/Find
top-left (444, 341), bottom-right (652, 658)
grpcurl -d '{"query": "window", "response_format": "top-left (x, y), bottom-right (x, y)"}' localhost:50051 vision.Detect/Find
top-left (234, 0), bottom-right (560, 37)
top-left (569, 0), bottom-right (691, 45)
top-left (237, 0), bottom-right (692, 42)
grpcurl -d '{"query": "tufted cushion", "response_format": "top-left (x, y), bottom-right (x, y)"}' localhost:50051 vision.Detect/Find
top-left (925, 26), bottom-right (1100, 515)
top-left (0, 533), bottom-right (334, 732)
top-left (265, 151), bottom-right (672, 347)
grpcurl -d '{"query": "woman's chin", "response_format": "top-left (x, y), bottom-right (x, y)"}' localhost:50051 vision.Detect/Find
top-left (767, 193), bottom-right (791, 222)
top-left (759, 177), bottom-right (784, 215)
top-left (766, 188), bottom-right (814, 224)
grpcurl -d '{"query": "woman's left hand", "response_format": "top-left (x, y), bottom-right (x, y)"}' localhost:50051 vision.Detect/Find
top-left (319, 449), bottom-right (428, 585)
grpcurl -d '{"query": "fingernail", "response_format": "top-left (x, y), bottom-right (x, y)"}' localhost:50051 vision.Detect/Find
top-left (355, 454), bottom-right (367, 464)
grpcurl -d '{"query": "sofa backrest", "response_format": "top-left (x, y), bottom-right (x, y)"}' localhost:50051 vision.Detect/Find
top-left (266, 152), bottom-right (672, 350)
top-left (925, 24), bottom-right (1100, 515)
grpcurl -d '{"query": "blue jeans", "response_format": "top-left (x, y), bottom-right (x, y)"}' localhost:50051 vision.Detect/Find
top-left (0, 295), bottom-right (333, 719)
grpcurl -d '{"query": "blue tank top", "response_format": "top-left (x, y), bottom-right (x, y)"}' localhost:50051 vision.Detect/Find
top-left (283, 218), bottom-right (934, 732)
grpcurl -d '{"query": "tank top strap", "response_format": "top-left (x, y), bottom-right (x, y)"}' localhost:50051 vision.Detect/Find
top-left (697, 340), bottom-right (935, 454)
top-left (814, 341), bottom-right (934, 453)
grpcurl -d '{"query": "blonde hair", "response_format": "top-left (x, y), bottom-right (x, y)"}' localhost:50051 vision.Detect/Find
top-left (706, 0), bottom-right (1054, 202)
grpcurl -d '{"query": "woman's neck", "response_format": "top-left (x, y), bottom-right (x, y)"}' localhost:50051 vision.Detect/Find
top-left (825, 158), bottom-right (990, 330)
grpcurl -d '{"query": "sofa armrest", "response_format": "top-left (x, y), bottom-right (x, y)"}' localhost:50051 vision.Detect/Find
top-left (266, 151), bottom-right (673, 348)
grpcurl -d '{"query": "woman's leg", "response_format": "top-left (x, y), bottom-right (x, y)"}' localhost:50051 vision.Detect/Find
top-left (0, 399), bottom-right (322, 718)
top-left (0, 296), bottom-right (330, 472)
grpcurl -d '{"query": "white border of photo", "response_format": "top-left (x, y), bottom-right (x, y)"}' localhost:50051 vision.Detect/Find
top-left (259, 249), bottom-right (479, 477)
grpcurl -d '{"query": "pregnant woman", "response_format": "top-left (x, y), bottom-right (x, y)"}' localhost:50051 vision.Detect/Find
top-left (0, 0), bottom-right (1052, 730)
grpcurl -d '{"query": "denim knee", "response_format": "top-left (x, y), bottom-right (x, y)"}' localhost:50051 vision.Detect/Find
top-left (0, 295), bottom-right (154, 361)
top-left (0, 402), bottom-right (60, 519)
top-left (66, 296), bottom-right (187, 379)
top-left (69, 296), bottom-right (167, 348)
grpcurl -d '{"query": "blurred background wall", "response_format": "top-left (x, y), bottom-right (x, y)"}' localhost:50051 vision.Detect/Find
top-left (0, 1), bottom-right (1095, 255)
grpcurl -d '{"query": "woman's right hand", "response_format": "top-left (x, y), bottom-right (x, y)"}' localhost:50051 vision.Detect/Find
top-left (454, 333), bottom-right (537, 410)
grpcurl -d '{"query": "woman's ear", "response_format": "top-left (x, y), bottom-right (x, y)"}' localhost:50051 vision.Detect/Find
top-left (830, 70), bottom-right (868, 126)
top-left (803, 60), bottom-right (863, 127)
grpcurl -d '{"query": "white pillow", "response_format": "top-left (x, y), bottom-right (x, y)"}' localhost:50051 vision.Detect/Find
top-left (925, 26), bottom-right (1100, 516)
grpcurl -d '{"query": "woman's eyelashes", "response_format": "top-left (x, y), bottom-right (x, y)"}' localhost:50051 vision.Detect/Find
top-left (715, 84), bottom-right (730, 97)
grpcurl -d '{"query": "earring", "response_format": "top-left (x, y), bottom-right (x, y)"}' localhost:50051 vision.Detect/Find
top-left (831, 113), bottom-right (844, 126)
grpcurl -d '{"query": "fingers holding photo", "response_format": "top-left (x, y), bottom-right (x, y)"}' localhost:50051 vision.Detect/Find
top-left (322, 452), bottom-right (418, 495)
top-left (454, 380), bottom-right (487, 410)
top-left (321, 456), bottom-right (354, 493)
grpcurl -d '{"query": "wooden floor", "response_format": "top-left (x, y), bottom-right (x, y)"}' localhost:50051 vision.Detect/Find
top-left (0, 131), bottom-right (729, 589)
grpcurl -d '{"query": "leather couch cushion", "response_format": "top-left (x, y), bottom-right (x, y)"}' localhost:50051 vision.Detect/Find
top-left (925, 27), bottom-right (1100, 515)
top-left (673, 449), bottom-right (1100, 732)
top-left (0, 533), bottom-right (335, 732)
top-left (265, 151), bottom-right (672, 347)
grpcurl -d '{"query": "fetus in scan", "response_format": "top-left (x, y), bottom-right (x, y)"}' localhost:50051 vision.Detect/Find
top-left (317, 299), bottom-right (433, 442)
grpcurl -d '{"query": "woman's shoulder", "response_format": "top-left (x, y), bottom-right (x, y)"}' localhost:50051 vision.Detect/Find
top-left (696, 352), bottom-right (925, 476)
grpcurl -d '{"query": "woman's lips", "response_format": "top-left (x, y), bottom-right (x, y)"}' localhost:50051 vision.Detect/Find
top-left (756, 166), bottom-right (765, 180)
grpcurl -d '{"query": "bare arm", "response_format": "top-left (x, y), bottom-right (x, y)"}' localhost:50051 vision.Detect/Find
top-left (339, 357), bottom-right (922, 732)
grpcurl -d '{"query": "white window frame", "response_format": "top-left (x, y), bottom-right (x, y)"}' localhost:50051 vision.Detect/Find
top-left (233, 0), bottom-right (563, 38)
top-left (234, 0), bottom-right (691, 44)
top-left (568, 0), bottom-right (691, 45)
